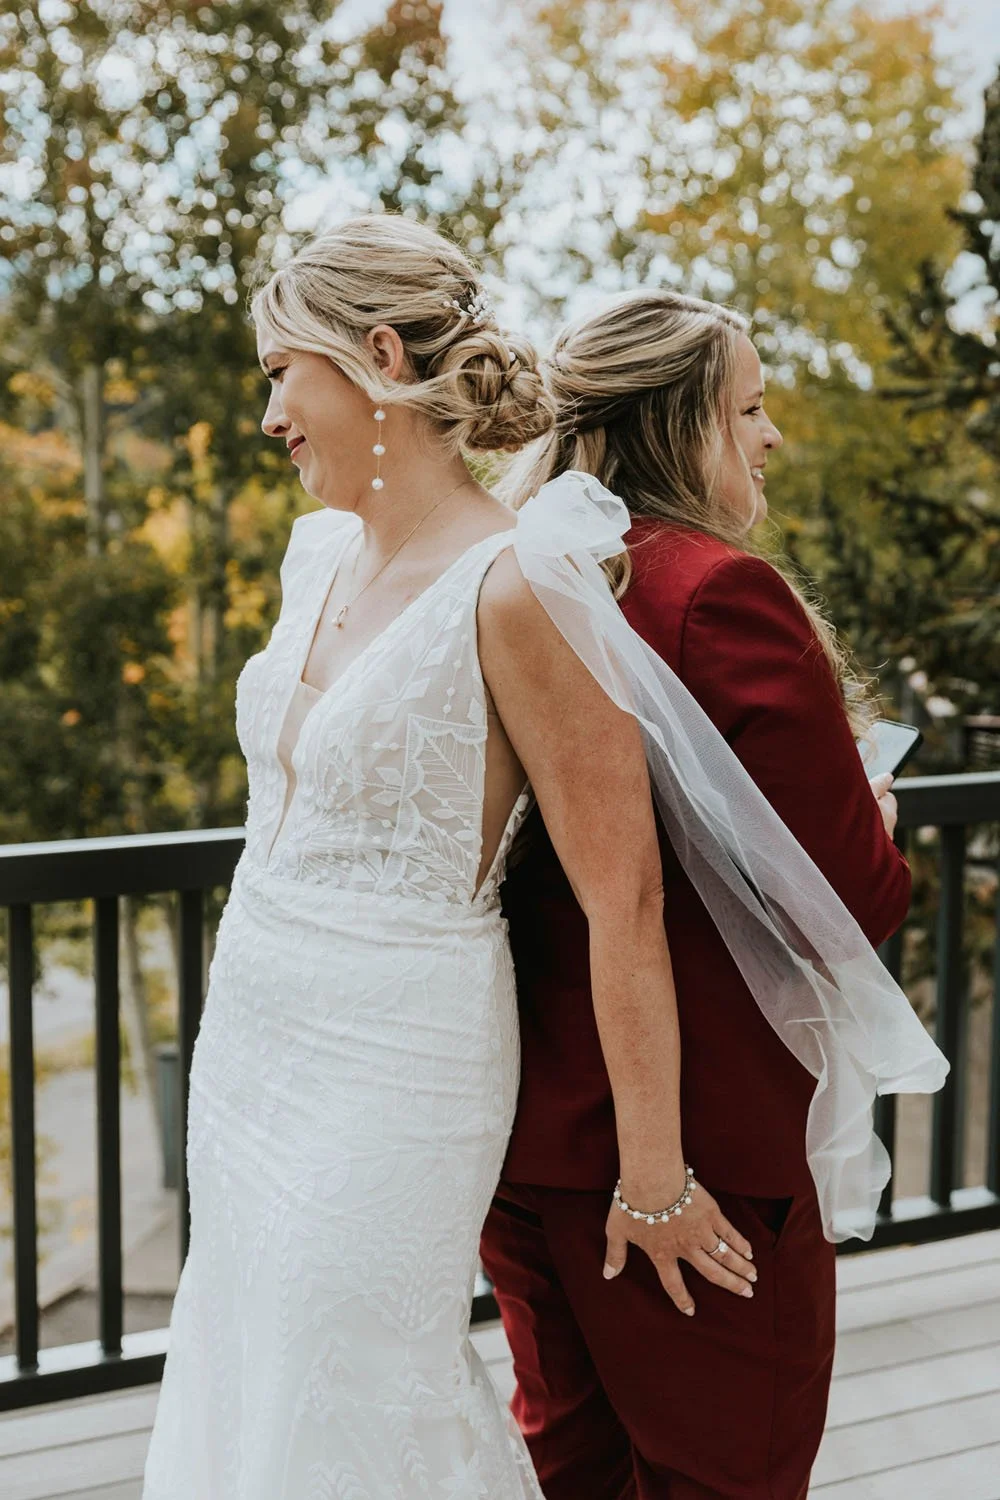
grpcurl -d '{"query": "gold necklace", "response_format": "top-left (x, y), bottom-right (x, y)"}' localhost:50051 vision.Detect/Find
top-left (332, 478), bottom-right (471, 629)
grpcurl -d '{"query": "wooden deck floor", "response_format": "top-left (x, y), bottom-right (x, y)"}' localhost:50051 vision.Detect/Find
top-left (3, 1228), bottom-right (998, 1500)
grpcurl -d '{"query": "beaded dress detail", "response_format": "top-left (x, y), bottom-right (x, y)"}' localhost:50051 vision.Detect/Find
top-left (142, 505), bottom-right (538, 1500)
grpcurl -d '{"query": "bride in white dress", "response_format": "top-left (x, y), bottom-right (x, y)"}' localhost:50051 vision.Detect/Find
top-left (142, 218), bottom-right (557, 1500)
top-left (143, 217), bottom-right (945, 1500)
top-left (142, 215), bottom-right (750, 1500)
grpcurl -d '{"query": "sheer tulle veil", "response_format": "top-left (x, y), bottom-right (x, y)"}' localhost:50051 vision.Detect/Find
top-left (511, 470), bottom-right (948, 1243)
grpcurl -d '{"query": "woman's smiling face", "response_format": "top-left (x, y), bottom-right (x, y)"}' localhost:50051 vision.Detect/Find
top-left (717, 334), bottom-right (783, 529)
top-left (257, 335), bottom-right (376, 513)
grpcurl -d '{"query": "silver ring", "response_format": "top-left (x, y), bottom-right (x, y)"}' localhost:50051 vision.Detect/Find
top-left (709, 1238), bottom-right (729, 1257)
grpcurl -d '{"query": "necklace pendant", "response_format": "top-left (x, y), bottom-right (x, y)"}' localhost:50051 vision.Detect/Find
top-left (333, 604), bottom-right (349, 629)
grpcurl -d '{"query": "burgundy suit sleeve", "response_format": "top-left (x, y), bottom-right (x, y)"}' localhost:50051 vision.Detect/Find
top-left (679, 554), bottom-right (910, 946)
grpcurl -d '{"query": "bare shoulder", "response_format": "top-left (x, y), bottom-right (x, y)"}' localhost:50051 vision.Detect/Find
top-left (476, 542), bottom-right (619, 749)
top-left (475, 532), bottom-right (658, 912)
top-left (478, 541), bottom-right (528, 612)
top-left (476, 542), bottom-right (562, 658)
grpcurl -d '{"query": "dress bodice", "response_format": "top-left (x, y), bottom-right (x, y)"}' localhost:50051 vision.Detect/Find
top-left (274, 678), bottom-right (321, 831)
top-left (236, 507), bottom-right (530, 910)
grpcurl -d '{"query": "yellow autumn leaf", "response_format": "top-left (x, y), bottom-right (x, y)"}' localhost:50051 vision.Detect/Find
top-left (8, 370), bottom-right (58, 406)
top-left (186, 421), bottom-right (214, 464)
top-left (137, 499), bottom-right (193, 573)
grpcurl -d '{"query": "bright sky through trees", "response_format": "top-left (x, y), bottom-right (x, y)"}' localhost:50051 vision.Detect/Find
top-left (334, 0), bottom-right (1000, 114)
top-left (293, 0), bottom-right (1000, 333)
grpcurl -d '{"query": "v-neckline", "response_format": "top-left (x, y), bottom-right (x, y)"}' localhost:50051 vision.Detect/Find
top-left (297, 519), bottom-right (516, 704)
top-left (265, 512), bottom-right (517, 871)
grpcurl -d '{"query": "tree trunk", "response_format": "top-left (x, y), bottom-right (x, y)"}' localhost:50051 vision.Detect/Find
top-left (118, 895), bottom-right (161, 1145)
top-left (194, 478), bottom-right (233, 824)
top-left (208, 479), bottom-right (230, 685)
top-left (81, 362), bottom-right (105, 556)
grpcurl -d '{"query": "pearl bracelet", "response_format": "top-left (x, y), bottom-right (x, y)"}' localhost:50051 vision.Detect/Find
top-left (613, 1166), bottom-right (697, 1224)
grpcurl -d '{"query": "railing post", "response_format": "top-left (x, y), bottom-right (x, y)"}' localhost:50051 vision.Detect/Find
top-left (177, 889), bottom-right (204, 1264)
top-left (930, 825), bottom-right (967, 1206)
top-left (0, 831), bottom-right (245, 1410)
top-left (987, 853), bottom-right (1000, 1196)
top-left (94, 896), bottom-right (123, 1358)
top-left (7, 904), bottom-right (39, 1373)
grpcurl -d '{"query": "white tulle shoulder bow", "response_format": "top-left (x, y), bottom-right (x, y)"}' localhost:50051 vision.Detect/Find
top-left (511, 471), bottom-right (948, 1243)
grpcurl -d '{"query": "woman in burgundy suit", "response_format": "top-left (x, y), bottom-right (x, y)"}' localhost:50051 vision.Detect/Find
top-left (480, 291), bottom-right (917, 1499)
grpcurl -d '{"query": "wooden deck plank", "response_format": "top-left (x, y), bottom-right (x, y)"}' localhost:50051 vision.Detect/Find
top-left (835, 1260), bottom-right (1000, 1333)
top-left (0, 1390), bottom-right (158, 1460)
top-left (811, 1439), bottom-right (1000, 1499)
top-left (835, 1230), bottom-right (1000, 1292)
top-left (2, 1428), bottom-right (148, 1500)
top-left (47, 1487), bottom-right (140, 1500)
top-left (470, 1322), bottom-right (511, 1365)
top-left (827, 1343), bottom-right (1000, 1428)
top-left (813, 1389), bottom-right (1000, 1485)
top-left (833, 1296), bottom-right (1000, 1376)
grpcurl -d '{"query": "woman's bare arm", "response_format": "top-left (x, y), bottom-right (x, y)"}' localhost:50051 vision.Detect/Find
top-left (478, 549), bottom-right (754, 1313)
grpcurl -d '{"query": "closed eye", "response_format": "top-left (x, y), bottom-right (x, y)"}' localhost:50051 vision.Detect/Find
top-left (263, 366), bottom-right (287, 383)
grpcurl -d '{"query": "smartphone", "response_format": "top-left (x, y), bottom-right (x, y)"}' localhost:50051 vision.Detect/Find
top-left (858, 719), bottom-right (923, 780)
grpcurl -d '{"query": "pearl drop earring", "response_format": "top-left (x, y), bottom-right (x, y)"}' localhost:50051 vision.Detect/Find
top-left (371, 408), bottom-right (386, 490)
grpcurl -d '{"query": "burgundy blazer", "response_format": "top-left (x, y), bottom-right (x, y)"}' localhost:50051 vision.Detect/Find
top-left (500, 520), bottom-right (911, 1199)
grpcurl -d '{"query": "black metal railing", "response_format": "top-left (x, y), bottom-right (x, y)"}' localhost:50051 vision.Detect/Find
top-left (0, 829), bottom-right (243, 1410)
top-left (1, 771), bottom-right (999, 1409)
top-left (854, 771), bottom-right (1000, 1251)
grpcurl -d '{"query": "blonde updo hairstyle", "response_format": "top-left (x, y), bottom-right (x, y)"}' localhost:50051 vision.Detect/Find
top-left (504, 289), bottom-right (875, 734)
top-left (250, 214), bottom-right (555, 456)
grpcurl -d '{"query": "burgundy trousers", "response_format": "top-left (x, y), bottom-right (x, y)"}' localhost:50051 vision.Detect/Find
top-left (479, 1184), bottom-right (836, 1500)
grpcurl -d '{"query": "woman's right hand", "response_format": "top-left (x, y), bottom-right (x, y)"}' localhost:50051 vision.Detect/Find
top-left (870, 772), bottom-right (898, 838)
top-left (603, 1177), bottom-right (756, 1316)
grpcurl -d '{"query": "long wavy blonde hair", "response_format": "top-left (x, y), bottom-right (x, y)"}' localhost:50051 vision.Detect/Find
top-left (503, 289), bottom-right (875, 735)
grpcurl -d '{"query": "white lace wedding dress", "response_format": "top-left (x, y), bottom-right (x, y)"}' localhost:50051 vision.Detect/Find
top-left (142, 505), bottom-right (540, 1500)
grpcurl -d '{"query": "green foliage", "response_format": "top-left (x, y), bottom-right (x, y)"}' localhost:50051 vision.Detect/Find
top-left (0, 457), bottom-right (179, 838)
top-left (0, 0), bottom-right (996, 844)
top-left (0, 0), bottom-right (472, 836)
top-left (797, 65), bottom-right (1000, 744)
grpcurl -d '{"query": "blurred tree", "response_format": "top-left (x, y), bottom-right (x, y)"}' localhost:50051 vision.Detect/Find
top-left (110, 0), bottom-right (473, 824)
top-left (0, 0), bottom-right (473, 828)
top-left (500, 0), bottom-right (983, 736)
top-left (0, 0), bottom-right (185, 551)
top-left (1, 0), bottom-right (991, 811)
top-left (332, 0), bottom-right (470, 220)
top-left (501, 0), bottom-right (965, 349)
top-left (882, 71), bottom-right (1000, 452)
top-left (789, 65), bottom-right (1000, 741)
top-left (1, 0), bottom-right (338, 821)
top-left (0, 458), bottom-right (178, 842)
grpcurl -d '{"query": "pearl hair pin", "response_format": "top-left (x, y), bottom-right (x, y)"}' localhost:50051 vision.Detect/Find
top-left (442, 286), bottom-right (494, 326)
